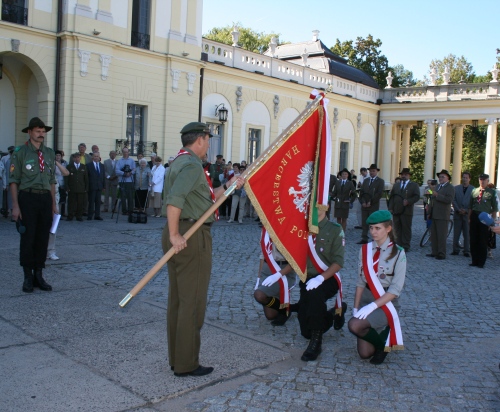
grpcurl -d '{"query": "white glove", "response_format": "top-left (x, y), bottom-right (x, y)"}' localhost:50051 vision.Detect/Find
top-left (352, 308), bottom-right (358, 317)
top-left (354, 302), bottom-right (378, 319)
top-left (254, 278), bottom-right (260, 290)
top-left (262, 272), bottom-right (282, 287)
top-left (305, 275), bottom-right (325, 291)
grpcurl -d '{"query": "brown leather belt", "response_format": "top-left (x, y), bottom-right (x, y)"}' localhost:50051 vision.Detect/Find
top-left (180, 218), bottom-right (213, 227)
top-left (21, 189), bottom-right (50, 194)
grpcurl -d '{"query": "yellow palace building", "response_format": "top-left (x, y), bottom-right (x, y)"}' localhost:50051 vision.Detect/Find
top-left (1, 1), bottom-right (499, 184)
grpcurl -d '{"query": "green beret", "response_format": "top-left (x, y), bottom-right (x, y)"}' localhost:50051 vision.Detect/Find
top-left (180, 122), bottom-right (213, 137)
top-left (366, 210), bottom-right (392, 225)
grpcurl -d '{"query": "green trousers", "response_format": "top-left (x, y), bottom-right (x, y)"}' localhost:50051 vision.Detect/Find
top-left (162, 221), bottom-right (212, 374)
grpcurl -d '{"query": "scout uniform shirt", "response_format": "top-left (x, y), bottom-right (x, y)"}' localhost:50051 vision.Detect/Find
top-left (165, 148), bottom-right (215, 223)
top-left (9, 141), bottom-right (56, 191)
top-left (357, 237), bottom-right (406, 297)
top-left (470, 187), bottom-right (498, 214)
top-left (306, 218), bottom-right (345, 277)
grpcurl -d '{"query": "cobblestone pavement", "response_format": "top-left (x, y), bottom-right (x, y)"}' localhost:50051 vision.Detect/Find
top-left (2, 202), bottom-right (499, 411)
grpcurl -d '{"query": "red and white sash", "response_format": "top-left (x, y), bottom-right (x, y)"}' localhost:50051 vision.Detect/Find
top-left (362, 242), bottom-right (404, 351)
top-left (307, 234), bottom-right (343, 315)
top-left (260, 228), bottom-right (291, 310)
top-left (175, 149), bottom-right (218, 220)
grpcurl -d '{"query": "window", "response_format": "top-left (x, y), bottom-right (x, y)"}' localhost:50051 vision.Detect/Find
top-left (126, 104), bottom-right (146, 155)
top-left (248, 128), bottom-right (261, 164)
top-left (339, 142), bottom-right (349, 170)
top-left (131, 0), bottom-right (151, 49)
top-left (207, 123), bottom-right (222, 163)
top-left (1, 0), bottom-right (28, 25)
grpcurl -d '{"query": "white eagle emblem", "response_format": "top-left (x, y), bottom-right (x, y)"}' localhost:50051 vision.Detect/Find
top-left (288, 161), bottom-right (313, 217)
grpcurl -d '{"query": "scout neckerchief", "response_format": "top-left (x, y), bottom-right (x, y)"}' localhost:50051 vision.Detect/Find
top-left (25, 140), bottom-right (45, 173)
top-left (362, 242), bottom-right (404, 351)
top-left (175, 149), bottom-right (218, 220)
top-left (307, 234), bottom-right (343, 315)
top-left (260, 228), bottom-right (291, 312)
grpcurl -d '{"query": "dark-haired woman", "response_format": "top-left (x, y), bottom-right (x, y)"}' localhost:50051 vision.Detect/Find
top-left (348, 210), bottom-right (406, 364)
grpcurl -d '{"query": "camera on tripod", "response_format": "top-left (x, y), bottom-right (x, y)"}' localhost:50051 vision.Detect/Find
top-left (121, 164), bottom-right (132, 174)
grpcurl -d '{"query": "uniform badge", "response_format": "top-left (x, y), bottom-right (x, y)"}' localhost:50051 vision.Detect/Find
top-left (379, 273), bottom-right (386, 279)
top-left (26, 164), bottom-right (32, 170)
top-left (320, 247), bottom-right (324, 252)
top-left (10, 164), bottom-right (15, 173)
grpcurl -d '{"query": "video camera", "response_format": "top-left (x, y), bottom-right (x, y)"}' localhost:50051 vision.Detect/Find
top-left (121, 164), bottom-right (132, 173)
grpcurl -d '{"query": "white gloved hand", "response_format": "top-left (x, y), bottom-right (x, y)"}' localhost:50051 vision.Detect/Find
top-left (305, 275), bottom-right (325, 291)
top-left (254, 278), bottom-right (260, 290)
top-left (261, 272), bottom-right (282, 287)
top-left (354, 302), bottom-right (378, 319)
top-left (352, 308), bottom-right (358, 317)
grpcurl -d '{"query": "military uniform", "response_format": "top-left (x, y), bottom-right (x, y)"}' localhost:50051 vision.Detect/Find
top-left (161, 126), bottom-right (217, 375)
top-left (359, 169), bottom-right (385, 243)
top-left (10, 140), bottom-right (56, 274)
top-left (332, 178), bottom-right (356, 219)
top-left (65, 162), bottom-right (89, 220)
top-left (469, 185), bottom-right (498, 267)
top-left (428, 178), bottom-right (454, 259)
top-left (298, 218), bottom-right (345, 338)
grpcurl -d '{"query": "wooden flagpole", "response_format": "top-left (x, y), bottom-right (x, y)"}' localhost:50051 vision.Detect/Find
top-left (119, 94), bottom-right (324, 308)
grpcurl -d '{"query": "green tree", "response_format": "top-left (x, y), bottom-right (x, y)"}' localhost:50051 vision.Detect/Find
top-left (424, 54), bottom-right (475, 84)
top-left (392, 64), bottom-right (416, 87)
top-left (204, 24), bottom-right (284, 54)
top-left (330, 34), bottom-right (395, 88)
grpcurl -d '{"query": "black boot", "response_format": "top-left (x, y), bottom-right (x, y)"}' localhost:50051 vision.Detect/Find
top-left (34, 268), bottom-right (52, 291)
top-left (301, 330), bottom-right (322, 361)
top-left (333, 302), bottom-right (348, 330)
top-left (271, 309), bottom-right (291, 326)
top-left (22, 267), bottom-right (34, 293)
top-left (370, 326), bottom-right (390, 365)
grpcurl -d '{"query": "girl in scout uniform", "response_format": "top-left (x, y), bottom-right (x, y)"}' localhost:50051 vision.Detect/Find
top-left (348, 210), bottom-right (406, 365)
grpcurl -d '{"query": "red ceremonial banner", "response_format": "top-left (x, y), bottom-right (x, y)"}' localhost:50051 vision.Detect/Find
top-left (246, 104), bottom-right (324, 281)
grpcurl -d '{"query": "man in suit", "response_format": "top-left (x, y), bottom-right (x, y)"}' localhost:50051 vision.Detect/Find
top-left (426, 169), bottom-right (455, 260)
top-left (65, 152), bottom-right (88, 221)
top-left (358, 164), bottom-right (385, 244)
top-left (388, 168), bottom-right (421, 252)
top-left (331, 168), bottom-right (356, 231)
top-left (103, 150), bottom-right (118, 212)
top-left (69, 143), bottom-right (92, 216)
top-left (87, 152), bottom-right (105, 220)
top-left (452, 171), bottom-right (474, 257)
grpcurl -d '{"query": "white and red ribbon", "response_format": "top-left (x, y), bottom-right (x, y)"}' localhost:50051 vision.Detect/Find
top-left (260, 228), bottom-right (290, 310)
top-left (307, 234), bottom-right (343, 314)
top-left (175, 149), bottom-right (218, 220)
top-left (362, 242), bottom-right (404, 351)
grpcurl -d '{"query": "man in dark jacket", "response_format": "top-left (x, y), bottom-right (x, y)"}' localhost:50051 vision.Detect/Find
top-left (87, 152), bottom-right (105, 220)
top-left (65, 153), bottom-right (88, 221)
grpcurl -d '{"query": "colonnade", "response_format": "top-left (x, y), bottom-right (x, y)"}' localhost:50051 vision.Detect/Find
top-left (379, 119), bottom-right (499, 187)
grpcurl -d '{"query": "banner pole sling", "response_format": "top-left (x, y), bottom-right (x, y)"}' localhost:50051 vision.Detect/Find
top-left (119, 94), bottom-right (324, 308)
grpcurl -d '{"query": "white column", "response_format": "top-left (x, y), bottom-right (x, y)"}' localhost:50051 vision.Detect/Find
top-left (401, 125), bottom-right (411, 169)
top-left (381, 120), bottom-right (393, 182)
top-left (424, 119), bottom-right (436, 181)
top-left (394, 126), bottom-right (402, 177)
top-left (445, 124), bottom-right (452, 170)
top-left (485, 118), bottom-right (498, 178)
top-left (435, 119), bottom-right (448, 172)
top-left (452, 124), bottom-right (464, 185)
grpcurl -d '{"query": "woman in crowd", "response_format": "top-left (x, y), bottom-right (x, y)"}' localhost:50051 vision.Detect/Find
top-left (348, 210), bottom-right (406, 365)
top-left (134, 158), bottom-right (150, 212)
top-left (228, 164), bottom-right (246, 223)
top-left (55, 150), bottom-right (68, 216)
top-left (150, 156), bottom-right (165, 217)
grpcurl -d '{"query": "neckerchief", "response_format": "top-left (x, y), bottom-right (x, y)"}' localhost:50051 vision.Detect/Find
top-left (362, 242), bottom-right (404, 351)
top-left (175, 149), bottom-right (218, 220)
top-left (307, 234), bottom-right (343, 315)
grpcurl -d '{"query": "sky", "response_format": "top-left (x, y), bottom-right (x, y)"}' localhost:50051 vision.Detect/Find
top-left (202, 0), bottom-right (499, 82)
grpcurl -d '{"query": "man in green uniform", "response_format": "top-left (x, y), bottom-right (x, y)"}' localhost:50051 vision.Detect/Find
top-left (162, 122), bottom-right (244, 377)
top-left (469, 173), bottom-right (498, 268)
top-left (10, 117), bottom-right (57, 293)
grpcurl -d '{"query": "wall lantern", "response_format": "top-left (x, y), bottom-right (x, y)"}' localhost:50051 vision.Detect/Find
top-left (215, 103), bottom-right (228, 124)
top-left (416, 121), bottom-right (423, 129)
top-left (472, 120), bottom-right (478, 128)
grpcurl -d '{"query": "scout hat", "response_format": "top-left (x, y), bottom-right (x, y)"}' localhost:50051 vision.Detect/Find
top-left (479, 173), bottom-right (489, 180)
top-left (368, 163), bottom-right (380, 171)
top-left (366, 210), bottom-right (392, 225)
top-left (436, 169), bottom-right (451, 179)
top-left (399, 168), bottom-right (411, 175)
top-left (339, 168), bottom-right (351, 179)
top-left (180, 122), bottom-right (212, 137)
top-left (22, 117), bottom-right (52, 133)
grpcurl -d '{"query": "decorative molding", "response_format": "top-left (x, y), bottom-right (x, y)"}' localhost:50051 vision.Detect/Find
top-left (99, 54), bottom-right (112, 80)
top-left (184, 34), bottom-right (198, 46)
top-left (385, 71), bottom-right (393, 89)
top-left (402, 125), bottom-right (413, 130)
top-left (170, 69), bottom-right (181, 92)
top-left (75, 3), bottom-right (93, 18)
top-left (485, 118), bottom-right (499, 124)
top-left (273, 95), bottom-right (280, 119)
top-left (424, 119), bottom-right (435, 125)
top-left (357, 113), bottom-right (362, 131)
top-left (380, 120), bottom-right (393, 125)
top-left (452, 124), bottom-right (464, 130)
top-left (96, 9), bottom-right (113, 24)
top-left (168, 30), bottom-right (183, 42)
top-left (436, 119), bottom-right (447, 126)
top-left (333, 108), bottom-right (338, 128)
top-left (11, 39), bottom-right (20, 52)
top-left (78, 50), bottom-right (91, 77)
top-left (186, 72), bottom-right (197, 95)
top-left (235, 86), bottom-right (243, 112)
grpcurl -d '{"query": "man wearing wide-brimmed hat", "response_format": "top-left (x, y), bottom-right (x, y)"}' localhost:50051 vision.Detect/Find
top-left (388, 168), bottom-right (421, 252)
top-left (10, 117), bottom-right (56, 293)
top-left (426, 169), bottom-right (455, 260)
top-left (357, 164), bottom-right (385, 244)
top-left (331, 168), bottom-right (356, 231)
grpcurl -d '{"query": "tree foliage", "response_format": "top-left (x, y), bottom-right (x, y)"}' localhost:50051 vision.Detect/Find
top-left (424, 54), bottom-right (475, 84)
top-left (204, 24), bottom-right (284, 54)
